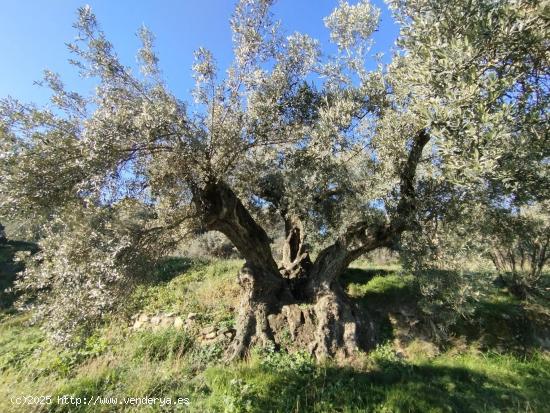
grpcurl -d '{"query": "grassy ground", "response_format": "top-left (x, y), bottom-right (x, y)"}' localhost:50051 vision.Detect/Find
top-left (0, 243), bottom-right (549, 412)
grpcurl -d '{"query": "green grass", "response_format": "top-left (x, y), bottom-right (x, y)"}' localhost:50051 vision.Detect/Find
top-left (342, 266), bottom-right (418, 310)
top-left (127, 258), bottom-right (242, 320)
top-left (204, 349), bottom-right (550, 412)
top-left (0, 258), bottom-right (549, 412)
top-left (131, 328), bottom-right (194, 361)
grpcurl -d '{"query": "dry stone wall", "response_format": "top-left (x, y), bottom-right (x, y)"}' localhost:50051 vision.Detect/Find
top-left (130, 311), bottom-right (235, 345)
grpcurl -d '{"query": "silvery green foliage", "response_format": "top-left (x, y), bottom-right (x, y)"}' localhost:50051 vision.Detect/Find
top-left (324, 0), bottom-right (380, 52)
top-left (399, 191), bottom-right (489, 329)
top-left (385, 0), bottom-right (548, 196)
top-left (482, 201), bottom-right (549, 295)
top-left (417, 267), bottom-right (488, 340)
top-left (14, 201), bottom-right (176, 345)
top-left (182, 231), bottom-right (238, 259)
top-left (0, 0), bottom-right (548, 340)
top-left (385, 0), bottom-right (548, 278)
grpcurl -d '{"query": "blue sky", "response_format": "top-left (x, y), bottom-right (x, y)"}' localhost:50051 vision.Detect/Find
top-left (0, 0), bottom-right (400, 105)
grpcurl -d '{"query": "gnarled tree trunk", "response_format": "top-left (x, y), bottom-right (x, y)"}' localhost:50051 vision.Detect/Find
top-left (192, 130), bottom-right (429, 360)
top-left (193, 181), bottom-right (378, 360)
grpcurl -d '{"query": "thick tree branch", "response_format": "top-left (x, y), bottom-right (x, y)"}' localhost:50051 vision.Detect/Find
top-left (390, 128), bottom-right (431, 233)
top-left (193, 181), bottom-right (280, 276)
top-left (280, 214), bottom-right (312, 278)
top-left (309, 129), bottom-right (431, 290)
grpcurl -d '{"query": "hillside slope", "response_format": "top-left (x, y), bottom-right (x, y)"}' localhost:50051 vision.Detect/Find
top-left (0, 251), bottom-right (549, 412)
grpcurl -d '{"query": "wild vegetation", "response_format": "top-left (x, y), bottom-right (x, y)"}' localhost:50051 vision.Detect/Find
top-left (0, 0), bottom-right (548, 411)
top-left (1, 245), bottom-right (549, 412)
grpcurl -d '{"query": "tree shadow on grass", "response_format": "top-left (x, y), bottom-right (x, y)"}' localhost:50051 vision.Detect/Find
top-left (0, 240), bottom-right (38, 310)
top-left (147, 256), bottom-right (194, 283)
top-left (340, 268), bottom-right (395, 290)
top-left (341, 267), bottom-right (419, 310)
top-left (339, 266), bottom-right (420, 345)
top-left (208, 358), bottom-right (544, 413)
top-left (452, 298), bottom-right (545, 355)
top-left (340, 266), bottom-right (549, 355)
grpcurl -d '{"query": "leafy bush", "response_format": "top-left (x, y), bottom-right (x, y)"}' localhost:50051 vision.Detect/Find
top-left (13, 201), bottom-right (177, 346)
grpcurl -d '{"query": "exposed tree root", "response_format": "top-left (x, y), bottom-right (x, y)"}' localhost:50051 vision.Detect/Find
top-left (225, 263), bottom-right (375, 361)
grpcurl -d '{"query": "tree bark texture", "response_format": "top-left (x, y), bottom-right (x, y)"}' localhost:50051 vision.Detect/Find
top-left (193, 181), bottom-right (379, 360)
top-left (192, 130), bottom-right (429, 360)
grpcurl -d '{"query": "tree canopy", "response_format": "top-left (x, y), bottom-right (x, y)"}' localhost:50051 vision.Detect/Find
top-left (1, 0), bottom-right (548, 356)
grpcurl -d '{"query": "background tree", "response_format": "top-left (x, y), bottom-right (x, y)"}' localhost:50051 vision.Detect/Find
top-left (483, 202), bottom-right (549, 299)
top-left (1, 0), bottom-right (548, 358)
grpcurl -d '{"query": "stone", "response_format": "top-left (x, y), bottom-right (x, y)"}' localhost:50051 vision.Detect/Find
top-left (201, 335), bottom-right (224, 346)
top-left (218, 326), bottom-right (229, 334)
top-left (174, 317), bottom-right (184, 330)
top-left (138, 314), bottom-right (149, 322)
top-left (204, 331), bottom-right (217, 340)
top-left (132, 320), bottom-right (143, 330)
top-left (160, 317), bottom-right (173, 328)
top-left (201, 326), bottom-right (216, 335)
top-left (151, 316), bottom-right (161, 325)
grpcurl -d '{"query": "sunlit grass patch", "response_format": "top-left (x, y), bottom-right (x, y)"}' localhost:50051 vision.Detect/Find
top-left (203, 348), bottom-right (549, 413)
top-left (343, 264), bottom-right (418, 309)
top-left (0, 260), bottom-right (548, 412)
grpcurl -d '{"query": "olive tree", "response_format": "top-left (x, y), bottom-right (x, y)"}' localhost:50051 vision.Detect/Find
top-left (1, 0), bottom-right (548, 358)
top-left (483, 202), bottom-right (549, 298)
